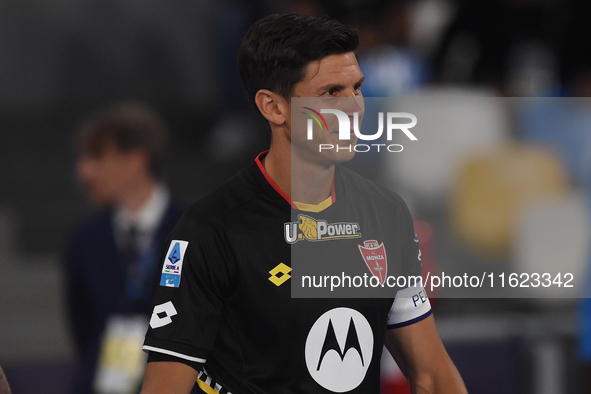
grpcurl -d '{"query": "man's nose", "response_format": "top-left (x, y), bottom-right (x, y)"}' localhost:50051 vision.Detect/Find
top-left (336, 96), bottom-right (365, 117)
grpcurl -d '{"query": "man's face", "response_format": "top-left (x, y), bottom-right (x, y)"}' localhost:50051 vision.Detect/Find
top-left (288, 52), bottom-right (365, 166)
top-left (76, 144), bottom-right (140, 206)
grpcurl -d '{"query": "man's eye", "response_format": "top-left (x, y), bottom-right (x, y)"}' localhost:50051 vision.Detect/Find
top-left (324, 89), bottom-right (337, 96)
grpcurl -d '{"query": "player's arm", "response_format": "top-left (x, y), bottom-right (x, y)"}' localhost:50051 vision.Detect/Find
top-left (140, 361), bottom-right (198, 394)
top-left (385, 314), bottom-right (467, 394)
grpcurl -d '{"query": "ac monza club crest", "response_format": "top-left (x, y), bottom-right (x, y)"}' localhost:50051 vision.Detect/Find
top-left (358, 240), bottom-right (387, 285)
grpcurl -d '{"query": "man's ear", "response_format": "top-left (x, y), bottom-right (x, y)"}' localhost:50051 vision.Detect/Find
top-left (255, 89), bottom-right (289, 126)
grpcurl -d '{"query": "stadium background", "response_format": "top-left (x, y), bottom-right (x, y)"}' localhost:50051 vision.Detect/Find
top-left (1, 0), bottom-right (591, 392)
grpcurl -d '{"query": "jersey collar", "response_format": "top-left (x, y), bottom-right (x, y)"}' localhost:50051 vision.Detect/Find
top-left (254, 151), bottom-right (336, 212)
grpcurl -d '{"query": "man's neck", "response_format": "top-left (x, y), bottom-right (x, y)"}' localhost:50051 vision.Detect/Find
top-left (291, 158), bottom-right (334, 205)
top-left (263, 147), bottom-right (334, 205)
top-left (117, 177), bottom-right (158, 213)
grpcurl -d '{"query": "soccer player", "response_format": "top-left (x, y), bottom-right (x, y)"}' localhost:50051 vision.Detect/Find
top-left (141, 14), bottom-right (467, 393)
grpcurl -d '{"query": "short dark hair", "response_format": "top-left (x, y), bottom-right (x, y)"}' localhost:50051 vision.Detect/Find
top-left (76, 101), bottom-right (167, 176)
top-left (237, 14), bottom-right (359, 109)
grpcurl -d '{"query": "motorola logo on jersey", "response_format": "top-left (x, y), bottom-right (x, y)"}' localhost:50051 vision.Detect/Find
top-left (305, 307), bottom-right (373, 392)
top-left (316, 318), bottom-right (364, 370)
top-left (284, 214), bottom-right (361, 244)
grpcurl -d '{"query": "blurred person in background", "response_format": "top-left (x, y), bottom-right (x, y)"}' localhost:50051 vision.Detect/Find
top-left (432, 0), bottom-right (566, 96)
top-left (64, 102), bottom-right (185, 394)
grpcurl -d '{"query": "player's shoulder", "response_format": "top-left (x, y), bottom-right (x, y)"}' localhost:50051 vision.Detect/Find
top-left (337, 165), bottom-right (409, 211)
top-left (165, 199), bottom-right (187, 220)
top-left (177, 165), bottom-right (262, 230)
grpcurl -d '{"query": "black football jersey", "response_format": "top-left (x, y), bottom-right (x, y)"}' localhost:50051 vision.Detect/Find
top-left (143, 152), bottom-right (431, 393)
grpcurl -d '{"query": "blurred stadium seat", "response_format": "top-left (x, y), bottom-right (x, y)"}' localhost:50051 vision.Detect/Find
top-left (449, 143), bottom-right (569, 257)
top-left (382, 88), bottom-right (509, 211)
top-left (518, 98), bottom-right (591, 188)
top-left (513, 190), bottom-right (590, 298)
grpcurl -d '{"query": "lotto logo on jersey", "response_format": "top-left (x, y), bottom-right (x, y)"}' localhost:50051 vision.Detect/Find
top-left (159, 240), bottom-right (189, 288)
top-left (284, 214), bottom-right (361, 244)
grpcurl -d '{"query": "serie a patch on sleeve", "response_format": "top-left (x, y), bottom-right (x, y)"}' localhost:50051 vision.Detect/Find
top-left (159, 240), bottom-right (189, 288)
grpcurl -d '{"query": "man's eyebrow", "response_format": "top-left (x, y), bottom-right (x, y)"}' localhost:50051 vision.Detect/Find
top-left (317, 82), bottom-right (344, 92)
top-left (318, 76), bottom-right (366, 92)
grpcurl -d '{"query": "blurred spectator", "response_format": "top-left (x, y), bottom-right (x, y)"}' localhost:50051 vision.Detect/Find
top-left (355, 0), bottom-right (429, 97)
top-left (432, 0), bottom-right (566, 96)
top-left (204, 0), bottom-right (278, 166)
top-left (64, 102), bottom-right (185, 393)
top-left (0, 366), bottom-right (11, 394)
top-left (214, 0), bottom-right (277, 112)
top-left (560, 0), bottom-right (591, 97)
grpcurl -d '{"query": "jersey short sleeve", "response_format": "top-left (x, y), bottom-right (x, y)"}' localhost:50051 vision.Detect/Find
top-left (387, 201), bottom-right (432, 329)
top-left (142, 212), bottom-right (234, 365)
